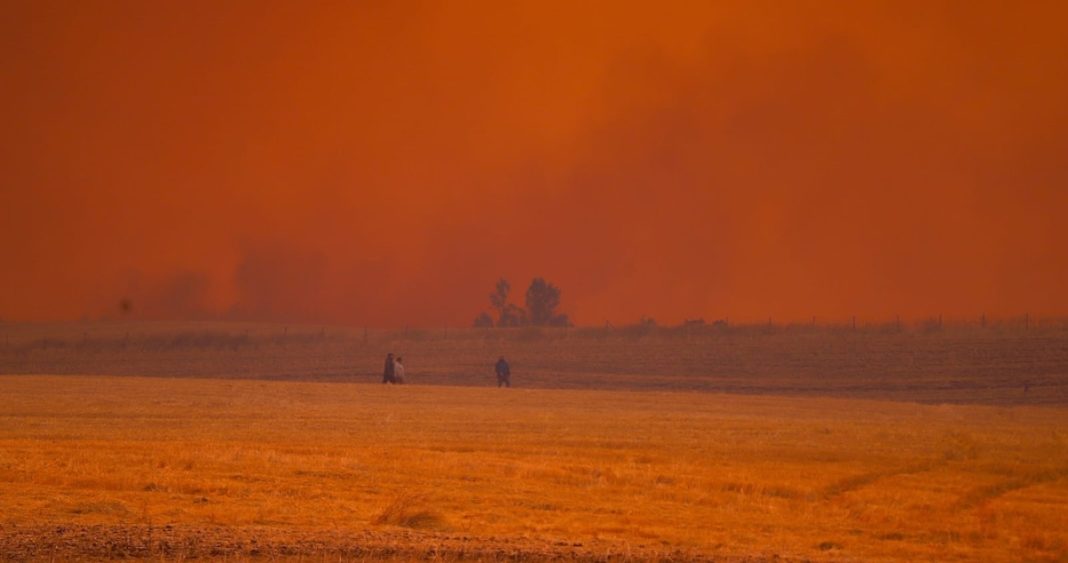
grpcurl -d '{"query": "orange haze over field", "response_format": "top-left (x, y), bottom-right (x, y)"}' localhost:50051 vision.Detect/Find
top-left (2, 1), bottom-right (1067, 327)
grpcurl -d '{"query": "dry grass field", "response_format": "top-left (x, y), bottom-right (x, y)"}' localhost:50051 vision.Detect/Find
top-left (1, 375), bottom-right (1067, 561)
top-left (1, 322), bottom-right (1067, 560)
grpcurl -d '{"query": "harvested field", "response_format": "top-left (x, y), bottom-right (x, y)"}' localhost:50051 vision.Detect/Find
top-left (2, 375), bottom-right (1067, 561)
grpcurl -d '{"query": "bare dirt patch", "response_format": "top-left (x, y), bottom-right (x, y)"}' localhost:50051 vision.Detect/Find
top-left (0, 524), bottom-right (735, 562)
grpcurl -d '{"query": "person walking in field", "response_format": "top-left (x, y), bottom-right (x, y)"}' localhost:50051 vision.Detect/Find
top-left (382, 352), bottom-right (396, 384)
top-left (393, 356), bottom-right (406, 384)
top-left (495, 356), bottom-right (511, 388)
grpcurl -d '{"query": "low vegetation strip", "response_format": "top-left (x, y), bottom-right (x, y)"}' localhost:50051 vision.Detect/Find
top-left (2, 321), bottom-right (1067, 405)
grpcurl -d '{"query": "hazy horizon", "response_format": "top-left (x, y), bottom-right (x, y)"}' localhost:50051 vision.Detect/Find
top-left (3, 2), bottom-right (1066, 328)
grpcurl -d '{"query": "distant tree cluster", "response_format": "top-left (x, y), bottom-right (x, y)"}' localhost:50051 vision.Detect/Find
top-left (473, 277), bottom-right (571, 328)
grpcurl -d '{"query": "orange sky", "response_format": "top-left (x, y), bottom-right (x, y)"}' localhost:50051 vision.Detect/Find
top-left (2, 1), bottom-right (1067, 327)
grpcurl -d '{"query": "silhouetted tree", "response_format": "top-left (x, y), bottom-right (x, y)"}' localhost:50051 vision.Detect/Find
top-left (472, 312), bottom-right (494, 328)
top-left (480, 276), bottom-right (570, 327)
top-left (525, 278), bottom-right (561, 326)
top-left (498, 303), bottom-right (527, 327)
top-left (489, 278), bottom-right (511, 325)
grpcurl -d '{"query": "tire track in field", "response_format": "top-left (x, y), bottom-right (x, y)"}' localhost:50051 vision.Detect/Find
top-left (817, 459), bottom-right (946, 501)
top-left (954, 466), bottom-right (1068, 509)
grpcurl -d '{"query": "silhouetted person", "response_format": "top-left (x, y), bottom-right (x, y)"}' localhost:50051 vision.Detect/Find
top-left (382, 353), bottom-right (395, 384)
top-left (394, 356), bottom-right (406, 384)
top-left (495, 356), bottom-right (511, 388)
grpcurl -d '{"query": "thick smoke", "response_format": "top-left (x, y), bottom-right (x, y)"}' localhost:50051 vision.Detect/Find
top-left (2, 2), bottom-right (1066, 325)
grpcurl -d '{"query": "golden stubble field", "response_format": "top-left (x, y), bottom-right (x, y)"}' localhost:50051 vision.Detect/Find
top-left (1, 375), bottom-right (1066, 561)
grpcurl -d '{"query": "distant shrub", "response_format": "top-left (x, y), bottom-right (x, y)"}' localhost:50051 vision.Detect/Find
top-left (548, 313), bottom-right (572, 327)
top-left (620, 317), bottom-right (657, 338)
top-left (472, 312), bottom-right (494, 328)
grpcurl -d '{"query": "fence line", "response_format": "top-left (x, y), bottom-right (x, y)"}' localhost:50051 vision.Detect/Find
top-left (1, 314), bottom-right (1066, 354)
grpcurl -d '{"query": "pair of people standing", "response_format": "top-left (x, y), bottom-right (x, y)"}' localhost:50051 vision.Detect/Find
top-left (382, 352), bottom-right (406, 384)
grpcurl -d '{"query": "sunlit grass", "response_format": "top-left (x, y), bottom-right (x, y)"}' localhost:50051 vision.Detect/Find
top-left (0, 375), bottom-right (1066, 560)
